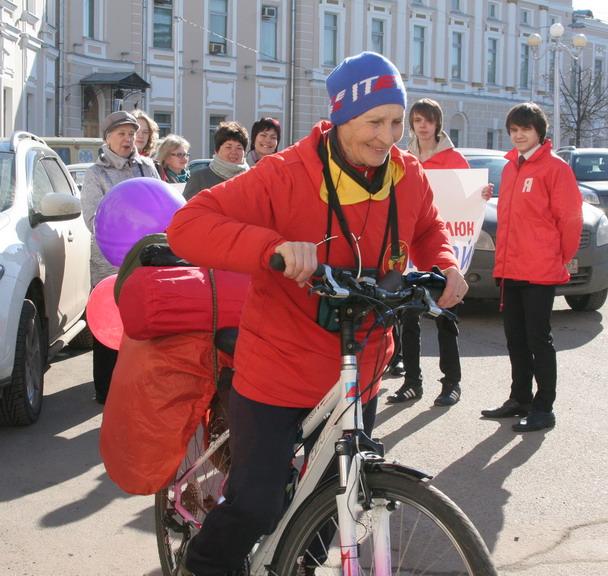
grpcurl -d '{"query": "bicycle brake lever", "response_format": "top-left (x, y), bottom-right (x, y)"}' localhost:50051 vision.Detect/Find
top-left (322, 266), bottom-right (350, 298)
top-left (422, 287), bottom-right (443, 318)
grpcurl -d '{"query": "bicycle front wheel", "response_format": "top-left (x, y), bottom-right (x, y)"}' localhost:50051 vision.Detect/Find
top-left (272, 467), bottom-right (497, 576)
top-left (155, 412), bottom-right (230, 576)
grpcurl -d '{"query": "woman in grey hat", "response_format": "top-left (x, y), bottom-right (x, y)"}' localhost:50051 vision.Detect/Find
top-left (81, 110), bottom-right (159, 404)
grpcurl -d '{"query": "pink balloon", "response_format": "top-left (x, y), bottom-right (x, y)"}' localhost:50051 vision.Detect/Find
top-left (87, 275), bottom-right (123, 350)
top-left (95, 177), bottom-right (185, 266)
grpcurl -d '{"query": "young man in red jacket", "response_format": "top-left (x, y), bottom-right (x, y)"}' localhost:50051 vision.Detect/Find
top-left (167, 52), bottom-right (467, 576)
top-left (388, 98), bottom-right (490, 407)
top-left (482, 102), bottom-right (582, 432)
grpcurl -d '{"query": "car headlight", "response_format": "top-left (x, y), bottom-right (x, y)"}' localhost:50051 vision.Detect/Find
top-left (579, 185), bottom-right (600, 205)
top-left (475, 229), bottom-right (495, 251)
top-left (597, 214), bottom-right (608, 247)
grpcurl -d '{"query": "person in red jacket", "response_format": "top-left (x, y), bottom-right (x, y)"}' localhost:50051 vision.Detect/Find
top-left (167, 52), bottom-right (467, 576)
top-left (482, 102), bottom-right (582, 432)
top-left (388, 98), bottom-right (490, 407)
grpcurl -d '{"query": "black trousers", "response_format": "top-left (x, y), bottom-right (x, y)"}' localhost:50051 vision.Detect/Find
top-left (186, 388), bottom-right (377, 575)
top-left (502, 282), bottom-right (556, 412)
top-left (400, 307), bottom-right (461, 385)
top-left (92, 336), bottom-right (118, 403)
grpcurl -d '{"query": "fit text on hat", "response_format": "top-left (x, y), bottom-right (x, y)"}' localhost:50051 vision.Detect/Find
top-left (326, 52), bottom-right (407, 126)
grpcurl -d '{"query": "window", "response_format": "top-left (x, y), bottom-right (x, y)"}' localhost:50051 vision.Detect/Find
top-left (26, 93), bottom-right (35, 132)
top-left (208, 115), bottom-right (226, 157)
top-left (520, 9), bottom-right (530, 25)
top-left (413, 25), bottom-right (425, 76)
top-left (595, 58), bottom-right (604, 97)
top-left (520, 43), bottom-right (530, 88)
top-left (371, 18), bottom-right (385, 55)
top-left (209, 0), bottom-right (228, 55)
top-left (45, 0), bottom-right (56, 25)
top-left (451, 32), bottom-right (463, 80)
top-left (154, 112), bottom-right (172, 137)
top-left (0, 152), bottom-right (15, 212)
top-left (451, 0), bottom-right (460, 11)
top-left (488, 2), bottom-right (498, 19)
top-left (27, 0), bottom-right (36, 14)
top-left (45, 98), bottom-right (54, 135)
top-left (323, 12), bottom-right (338, 66)
top-left (153, 0), bottom-right (173, 49)
top-left (84, 0), bottom-right (95, 38)
top-left (486, 130), bottom-right (494, 149)
top-left (487, 37), bottom-right (497, 84)
top-left (261, 5), bottom-right (278, 60)
top-left (31, 160), bottom-right (54, 213)
top-left (3, 88), bottom-right (12, 138)
top-left (43, 158), bottom-right (73, 196)
top-left (449, 128), bottom-right (460, 147)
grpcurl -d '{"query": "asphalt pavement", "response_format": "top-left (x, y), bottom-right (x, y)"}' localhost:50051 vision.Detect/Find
top-left (0, 296), bottom-right (606, 575)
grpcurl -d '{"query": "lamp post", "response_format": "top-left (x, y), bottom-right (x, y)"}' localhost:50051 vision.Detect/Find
top-left (527, 23), bottom-right (587, 150)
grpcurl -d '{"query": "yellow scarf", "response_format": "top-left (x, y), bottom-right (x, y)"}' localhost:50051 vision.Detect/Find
top-left (319, 140), bottom-right (405, 205)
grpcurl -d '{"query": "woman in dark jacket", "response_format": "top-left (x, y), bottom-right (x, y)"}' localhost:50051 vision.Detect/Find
top-left (183, 121), bottom-right (249, 201)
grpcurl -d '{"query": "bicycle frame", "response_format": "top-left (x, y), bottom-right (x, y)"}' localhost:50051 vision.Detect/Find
top-left (250, 306), bottom-right (386, 576)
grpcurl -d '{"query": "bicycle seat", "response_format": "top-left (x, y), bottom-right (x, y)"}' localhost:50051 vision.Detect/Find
top-left (214, 327), bottom-right (239, 356)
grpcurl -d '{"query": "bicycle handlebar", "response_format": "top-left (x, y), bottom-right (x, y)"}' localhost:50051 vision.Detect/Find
top-left (270, 254), bottom-right (456, 322)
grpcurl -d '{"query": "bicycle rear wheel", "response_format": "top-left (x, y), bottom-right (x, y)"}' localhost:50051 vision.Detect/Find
top-left (271, 467), bottom-right (497, 576)
top-left (155, 409), bottom-right (230, 576)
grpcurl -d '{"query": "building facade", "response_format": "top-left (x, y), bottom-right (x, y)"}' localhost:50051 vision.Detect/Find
top-left (2, 1), bottom-right (608, 155)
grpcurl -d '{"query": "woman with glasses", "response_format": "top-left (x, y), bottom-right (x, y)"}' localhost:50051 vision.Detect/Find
top-left (183, 121), bottom-right (249, 201)
top-left (131, 109), bottom-right (159, 157)
top-left (154, 134), bottom-right (191, 183)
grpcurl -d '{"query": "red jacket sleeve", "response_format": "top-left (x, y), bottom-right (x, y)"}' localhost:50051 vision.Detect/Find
top-left (547, 159), bottom-right (583, 264)
top-left (167, 164), bottom-right (287, 274)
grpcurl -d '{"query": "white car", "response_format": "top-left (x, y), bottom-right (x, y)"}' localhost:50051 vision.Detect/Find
top-left (0, 132), bottom-right (91, 425)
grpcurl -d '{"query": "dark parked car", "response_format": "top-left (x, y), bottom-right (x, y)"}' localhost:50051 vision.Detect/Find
top-left (459, 148), bottom-right (608, 311)
top-left (556, 147), bottom-right (608, 214)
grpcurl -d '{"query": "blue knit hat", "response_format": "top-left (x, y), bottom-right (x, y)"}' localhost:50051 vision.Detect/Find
top-left (326, 52), bottom-right (407, 126)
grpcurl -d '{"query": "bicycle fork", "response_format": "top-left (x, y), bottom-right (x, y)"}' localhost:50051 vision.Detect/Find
top-left (336, 441), bottom-right (392, 576)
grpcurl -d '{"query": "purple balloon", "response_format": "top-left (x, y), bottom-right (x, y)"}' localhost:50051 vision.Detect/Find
top-left (95, 177), bottom-right (185, 266)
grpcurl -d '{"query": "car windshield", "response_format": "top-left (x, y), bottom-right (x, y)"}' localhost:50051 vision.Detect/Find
top-left (572, 154), bottom-right (608, 182)
top-left (0, 152), bottom-right (15, 212)
top-left (464, 156), bottom-right (507, 197)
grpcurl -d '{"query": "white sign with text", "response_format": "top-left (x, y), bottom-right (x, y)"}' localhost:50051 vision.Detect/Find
top-left (410, 168), bottom-right (488, 275)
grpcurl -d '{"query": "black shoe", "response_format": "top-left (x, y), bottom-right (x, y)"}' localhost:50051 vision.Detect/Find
top-left (512, 410), bottom-right (555, 432)
top-left (434, 383), bottom-right (461, 406)
top-left (481, 398), bottom-right (531, 418)
top-left (386, 383), bottom-right (423, 404)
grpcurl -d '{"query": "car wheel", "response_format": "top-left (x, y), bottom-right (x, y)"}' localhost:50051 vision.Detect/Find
top-left (564, 288), bottom-right (608, 312)
top-left (0, 300), bottom-right (45, 426)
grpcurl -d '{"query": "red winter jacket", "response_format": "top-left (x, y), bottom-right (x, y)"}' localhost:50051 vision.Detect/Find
top-left (167, 121), bottom-right (457, 408)
top-left (421, 148), bottom-right (470, 170)
top-left (493, 140), bottom-right (582, 284)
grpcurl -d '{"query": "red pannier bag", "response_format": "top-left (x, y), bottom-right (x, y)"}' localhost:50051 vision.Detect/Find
top-left (118, 267), bottom-right (249, 340)
top-left (99, 331), bottom-right (229, 495)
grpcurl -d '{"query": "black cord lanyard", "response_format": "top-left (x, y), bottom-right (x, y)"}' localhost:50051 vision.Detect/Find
top-left (318, 136), bottom-right (401, 273)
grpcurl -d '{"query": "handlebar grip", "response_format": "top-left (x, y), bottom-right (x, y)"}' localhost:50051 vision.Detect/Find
top-left (269, 253), bottom-right (326, 277)
top-left (270, 253), bottom-right (286, 271)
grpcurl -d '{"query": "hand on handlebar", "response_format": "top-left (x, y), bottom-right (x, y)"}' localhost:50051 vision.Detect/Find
top-left (274, 242), bottom-right (319, 287)
top-left (437, 266), bottom-right (468, 308)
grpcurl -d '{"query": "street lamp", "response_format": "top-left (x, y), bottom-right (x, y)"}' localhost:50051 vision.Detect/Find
top-left (527, 23), bottom-right (587, 149)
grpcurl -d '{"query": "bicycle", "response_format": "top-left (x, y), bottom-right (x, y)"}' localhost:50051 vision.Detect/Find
top-left (155, 259), bottom-right (498, 576)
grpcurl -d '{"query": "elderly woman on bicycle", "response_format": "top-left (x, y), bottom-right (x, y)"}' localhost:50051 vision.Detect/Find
top-left (167, 51), bottom-right (466, 576)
